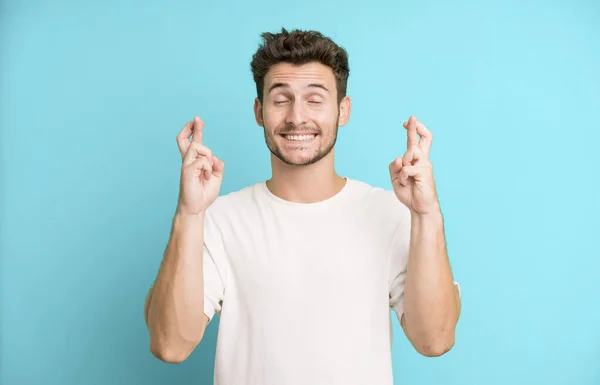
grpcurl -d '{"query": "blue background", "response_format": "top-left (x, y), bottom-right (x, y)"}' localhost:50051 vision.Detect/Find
top-left (1, 0), bottom-right (599, 384)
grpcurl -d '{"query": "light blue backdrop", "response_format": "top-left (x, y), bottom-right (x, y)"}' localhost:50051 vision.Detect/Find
top-left (1, 0), bottom-right (599, 384)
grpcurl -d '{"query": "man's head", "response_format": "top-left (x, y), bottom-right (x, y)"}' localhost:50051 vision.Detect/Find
top-left (251, 28), bottom-right (351, 166)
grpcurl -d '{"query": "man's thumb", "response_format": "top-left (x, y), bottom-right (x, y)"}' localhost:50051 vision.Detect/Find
top-left (212, 155), bottom-right (224, 177)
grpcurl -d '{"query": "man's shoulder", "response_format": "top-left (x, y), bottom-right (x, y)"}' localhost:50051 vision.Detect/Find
top-left (205, 182), bottom-right (263, 217)
top-left (349, 178), bottom-right (392, 198)
top-left (349, 179), bottom-right (408, 208)
top-left (348, 178), bottom-right (411, 224)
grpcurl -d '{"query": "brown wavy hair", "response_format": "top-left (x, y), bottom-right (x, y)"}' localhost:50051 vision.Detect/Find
top-left (250, 28), bottom-right (350, 104)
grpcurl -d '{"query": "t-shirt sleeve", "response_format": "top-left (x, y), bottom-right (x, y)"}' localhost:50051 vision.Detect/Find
top-left (202, 211), bottom-right (228, 322)
top-left (388, 208), bottom-right (410, 319)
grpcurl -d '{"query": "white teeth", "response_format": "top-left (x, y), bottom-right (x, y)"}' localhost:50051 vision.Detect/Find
top-left (284, 134), bottom-right (316, 141)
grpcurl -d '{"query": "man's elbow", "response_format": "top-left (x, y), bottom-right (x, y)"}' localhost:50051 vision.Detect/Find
top-left (415, 332), bottom-right (455, 357)
top-left (148, 327), bottom-right (205, 364)
top-left (149, 339), bottom-right (198, 364)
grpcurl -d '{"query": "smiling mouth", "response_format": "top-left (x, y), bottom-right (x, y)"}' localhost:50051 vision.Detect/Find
top-left (280, 133), bottom-right (318, 141)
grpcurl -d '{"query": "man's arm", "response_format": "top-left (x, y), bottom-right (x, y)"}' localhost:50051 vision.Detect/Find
top-left (400, 211), bottom-right (460, 357)
top-left (145, 212), bottom-right (210, 363)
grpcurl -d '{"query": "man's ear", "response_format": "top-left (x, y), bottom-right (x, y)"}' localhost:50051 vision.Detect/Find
top-left (254, 98), bottom-right (264, 127)
top-left (337, 96), bottom-right (352, 127)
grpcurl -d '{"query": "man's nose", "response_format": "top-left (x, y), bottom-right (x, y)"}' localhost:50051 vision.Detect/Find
top-left (285, 101), bottom-right (308, 127)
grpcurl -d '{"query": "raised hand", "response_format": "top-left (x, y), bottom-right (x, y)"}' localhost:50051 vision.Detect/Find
top-left (176, 116), bottom-right (225, 216)
top-left (389, 116), bottom-right (440, 215)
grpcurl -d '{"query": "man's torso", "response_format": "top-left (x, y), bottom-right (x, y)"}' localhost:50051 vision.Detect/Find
top-left (203, 179), bottom-right (410, 385)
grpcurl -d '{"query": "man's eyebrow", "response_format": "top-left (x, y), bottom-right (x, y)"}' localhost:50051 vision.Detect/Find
top-left (308, 83), bottom-right (329, 93)
top-left (267, 82), bottom-right (330, 93)
top-left (268, 82), bottom-right (289, 93)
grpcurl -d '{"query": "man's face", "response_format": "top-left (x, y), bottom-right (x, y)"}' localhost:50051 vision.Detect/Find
top-left (254, 62), bottom-right (350, 166)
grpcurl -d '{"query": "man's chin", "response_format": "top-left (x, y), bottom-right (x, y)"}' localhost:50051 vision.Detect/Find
top-left (279, 156), bottom-right (317, 166)
top-left (268, 141), bottom-right (334, 167)
top-left (271, 150), bottom-right (318, 167)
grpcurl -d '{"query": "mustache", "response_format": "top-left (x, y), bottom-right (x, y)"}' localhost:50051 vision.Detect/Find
top-left (277, 125), bottom-right (320, 135)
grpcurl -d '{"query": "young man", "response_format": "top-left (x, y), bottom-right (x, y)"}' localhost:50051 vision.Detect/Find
top-left (145, 28), bottom-right (461, 385)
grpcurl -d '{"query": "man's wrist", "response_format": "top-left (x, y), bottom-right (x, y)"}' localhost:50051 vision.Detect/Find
top-left (410, 206), bottom-right (442, 219)
top-left (173, 210), bottom-right (205, 227)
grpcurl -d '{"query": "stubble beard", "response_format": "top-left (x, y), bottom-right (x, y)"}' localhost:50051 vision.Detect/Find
top-left (264, 122), bottom-right (339, 166)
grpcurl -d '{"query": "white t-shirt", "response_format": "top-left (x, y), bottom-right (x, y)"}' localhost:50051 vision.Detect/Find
top-left (201, 178), bottom-right (435, 385)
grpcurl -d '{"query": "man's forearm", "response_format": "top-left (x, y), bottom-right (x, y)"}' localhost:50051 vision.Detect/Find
top-left (146, 212), bottom-right (207, 363)
top-left (402, 211), bottom-right (460, 356)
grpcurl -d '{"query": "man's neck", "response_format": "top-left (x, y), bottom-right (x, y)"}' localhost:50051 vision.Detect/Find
top-left (266, 154), bottom-right (346, 204)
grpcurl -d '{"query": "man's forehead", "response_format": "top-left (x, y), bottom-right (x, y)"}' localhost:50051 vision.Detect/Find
top-left (266, 62), bottom-right (335, 85)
